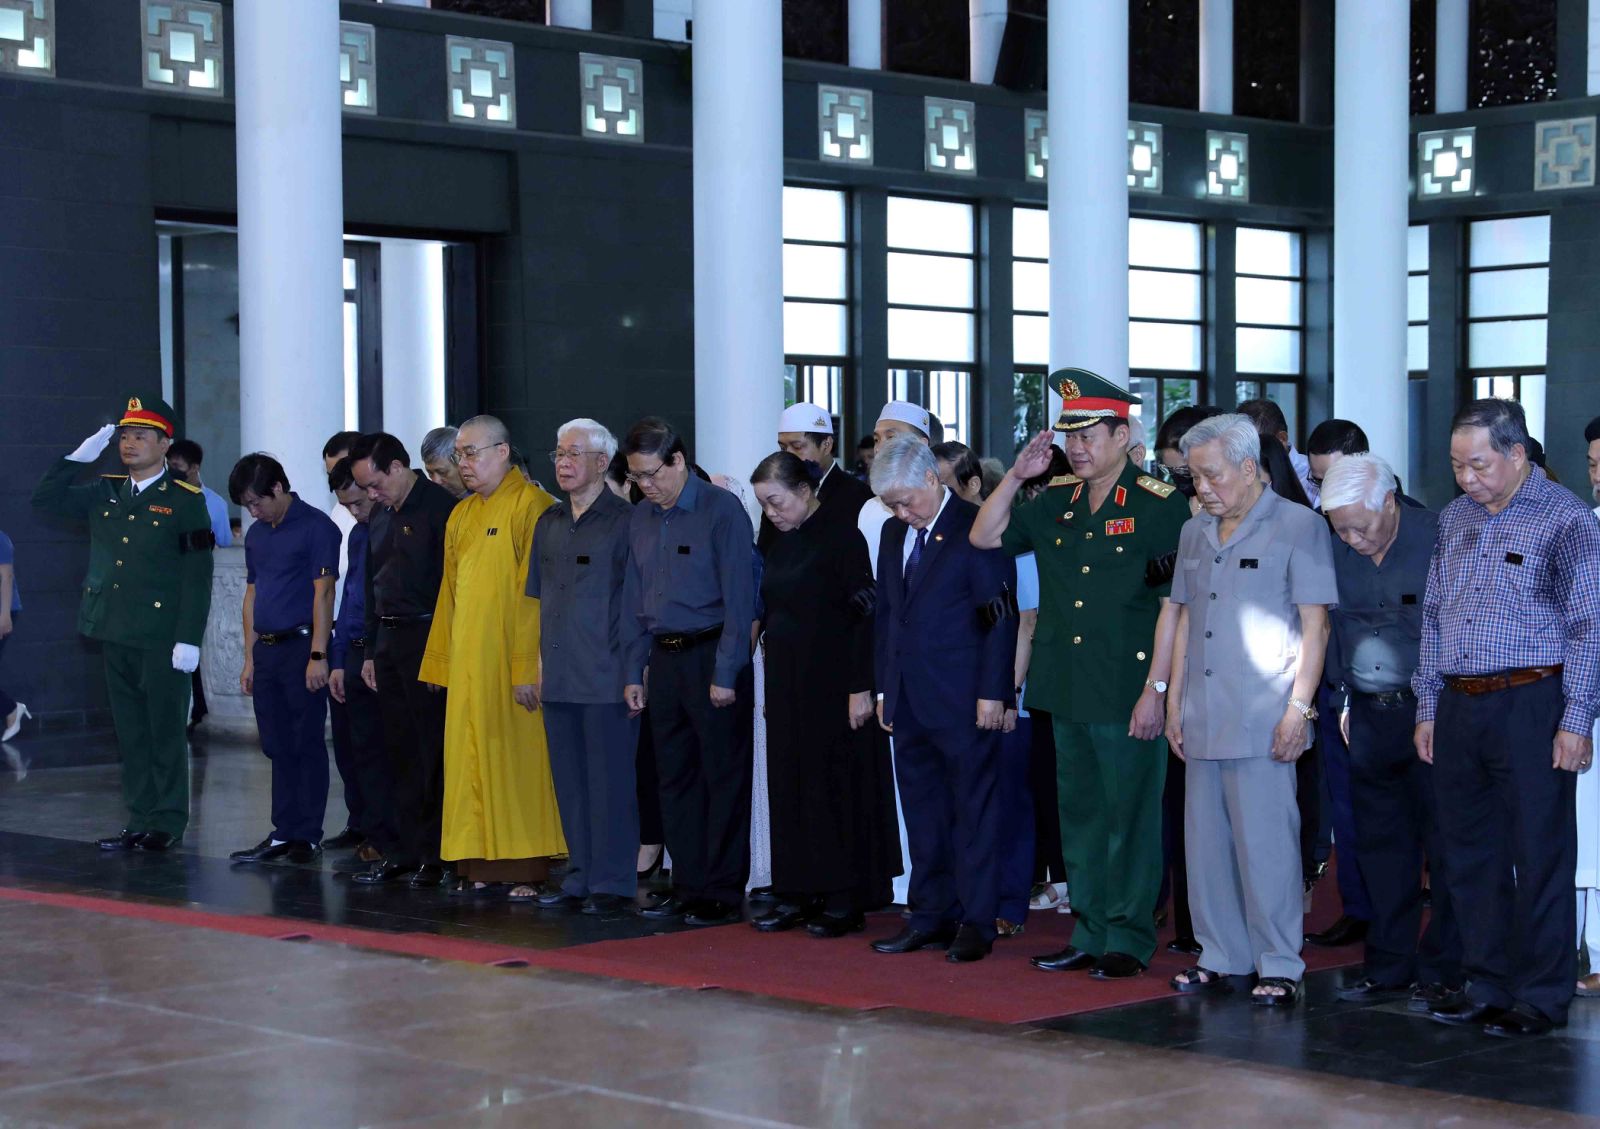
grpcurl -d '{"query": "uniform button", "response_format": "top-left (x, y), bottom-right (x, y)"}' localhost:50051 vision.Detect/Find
top-left (1115, 546), bottom-right (1124, 553)
top-left (122, 537), bottom-right (129, 544)
top-left (1081, 566), bottom-right (1090, 574)
top-left (1073, 599), bottom-right (1083, 608)
top-left (1215, 556), bottom-right (1222, 564)
top-left (113, 583), bottom-right (120, 590)
top-left (1205, 669), bottom-right (1213, 676)
top-left (1205, 630), bottom-right (1212, 638)
top-left (1373, 629), bottom-right (1380, 636)
top-left (116, 560), bottom-right (123, 567)
top-left (1136, 650), bottom-right (1146, 660)
top-left (153, 601), bottom-right (161, 608)
top-left (1055, 538), bottom-right (1062, 546)
top-left (1209, 593), bottom-right (1216, 600)
top-left (1073, 636), bottom-right (1082, 644)
top-left (102, 511), bottom-right (109, 518)
top-left (1064, 512), bottom-right (1074, 520)
top-left (128, 515), bottom-right (136, 521)
top-left (1085, 532), bottom-right (1093, 540)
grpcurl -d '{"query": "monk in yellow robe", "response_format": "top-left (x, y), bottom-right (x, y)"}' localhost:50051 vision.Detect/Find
top-left (419, 414), bottom-right (566, 896)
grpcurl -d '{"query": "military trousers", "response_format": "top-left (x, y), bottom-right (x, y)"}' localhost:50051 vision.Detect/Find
top-left (103, 641), bottom-right (191, 838)
top-left (1054, 720), bottom-right (1167, 963)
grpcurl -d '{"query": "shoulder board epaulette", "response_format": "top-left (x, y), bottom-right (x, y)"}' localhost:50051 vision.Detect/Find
top-left (1047, 474), bottom-right (1082, 488)
top-left (99, 474), bottom-right (128, 480)
top-left (173, 479), bottom-right (202, 494)
top-left (1136, 474), bottom-right (1175, 498)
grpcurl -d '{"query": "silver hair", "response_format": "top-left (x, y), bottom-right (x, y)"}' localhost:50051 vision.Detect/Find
top-left (1126, 414), bottom-right (1147, 449)
top-left (459, 414), bottom-right (510, 446)
top-left (1179, 413), bottom-right (1260, 468)
top-left (1318, 453), bottom-right (1395, 513)
top-left (871, 435), bottom-right (940, 495)
top-left (556, 417), bottom-right (618, 461)
top-left (420, 426), bottom-right (458, 464)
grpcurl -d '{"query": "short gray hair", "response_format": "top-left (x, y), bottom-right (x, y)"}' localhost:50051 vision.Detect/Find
top-left (1179, 412), bottom-right (1260, 468)
top-left (1126, 414), bottom-right (1147, 450)
top-left (459, 414), bottom-right (510, 446)
top-left (1319, 453), bottom-right (1395, 513)
top-left (557, 417), bottom-right (617, 461)
top-left (1451, 397), bottom-right (1530, 459)
top-left (420, 426), bottom-right (457, 464)
top-left (871, 435), bottom-right (940, 495)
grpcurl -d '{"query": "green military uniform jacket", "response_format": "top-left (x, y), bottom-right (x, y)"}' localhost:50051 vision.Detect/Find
top-left (33, 459), bottom-right (215, 648)
top-left (1001, 460), bottom-right (1190, 724)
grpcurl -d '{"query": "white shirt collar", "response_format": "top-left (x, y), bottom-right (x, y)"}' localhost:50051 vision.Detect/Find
top-left (130, 469), bottom-right (164, 494)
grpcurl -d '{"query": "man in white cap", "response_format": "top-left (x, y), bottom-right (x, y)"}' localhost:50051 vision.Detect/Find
top-left (758, 404), bottom-right (873, 551)
top-left (858, 402), bottom-right (935, 575)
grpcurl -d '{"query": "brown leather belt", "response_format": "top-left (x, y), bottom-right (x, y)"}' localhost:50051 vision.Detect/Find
top-left (1442, 665), bottom-right (1562, 696)
top-left (653, 625), bottom-right (723, 653)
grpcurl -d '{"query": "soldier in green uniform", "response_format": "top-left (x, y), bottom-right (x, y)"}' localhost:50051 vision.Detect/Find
top-left (971, 368), bottom-right (1190, 978)
top-left (32, 395), bottom-right (214, 852)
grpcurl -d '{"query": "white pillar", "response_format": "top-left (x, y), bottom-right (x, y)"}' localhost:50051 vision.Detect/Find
top-left (546, 0), bottom-right (592, 30)
top-left (1435, 0), bottom-right (1468, 112)
top-left (1048, 0), bottom-right (1128, 385)
top-left (848, 0), bottom-right (881, 69)
top-left (692, 0), bottom-right (783, 482)
top-left (1333, 0), bottom-right (1409, 470)
top-left (969, 0), bottom-right (1007, 84)
top-left (655, 0), bottom-right (692, 42)
top-left (235, 0), bottom-right (345, 507)
top-left (378, 240), bottom-right (447, 458)
top-left (1199, 0), bottom-right (1233, 114)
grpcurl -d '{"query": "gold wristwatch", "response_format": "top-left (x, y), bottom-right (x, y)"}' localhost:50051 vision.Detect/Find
top-left (1289, 696), bottom-right (1317, 721)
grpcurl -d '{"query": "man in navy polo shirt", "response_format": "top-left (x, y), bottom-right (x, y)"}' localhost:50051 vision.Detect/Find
top-left (227, 453), bottom-right (343, 864)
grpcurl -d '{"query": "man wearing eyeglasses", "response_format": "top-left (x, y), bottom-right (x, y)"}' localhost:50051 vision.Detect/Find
top-left (621, 417), bottom-right (756, 926)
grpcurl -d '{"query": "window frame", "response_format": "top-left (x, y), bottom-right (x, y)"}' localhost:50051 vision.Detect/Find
top-left (783, 184), bottom-right (853, 437)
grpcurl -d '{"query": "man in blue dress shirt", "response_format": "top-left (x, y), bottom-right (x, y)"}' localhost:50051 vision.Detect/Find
top-left (1416, 399), bottom-right (1600, 1038)
top-left (227, 453), bottom-right (343, 864)
top-left (327, 458), bottom-right (381, 864)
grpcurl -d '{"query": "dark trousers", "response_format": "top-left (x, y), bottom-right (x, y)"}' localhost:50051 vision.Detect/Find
top-left (104, 640), bottom-right (190, 836)
top-left (1348, 692), bottom-right (1460, 986)
top-left (1435, 677), bottom-right (1575, 1022)
top-left (648, 638), bottom-right (752, 906)
top-left (373, 624), bottom-right (447, 867)
top-left (0, 617), bottom-right (16, 720)
top-left (1027, 706), bottom-right (1066, 883)
top-left (328, 693), bottom-right (367, 833)
top-left (636, 708), bottom-right (663, 846)
top-left (996, 714), bottom-right (1035, 924)
top-left (1321, 684), bottom-right (1371, 919)
top-left (251, 637), bottom-right (329, 844)
top-left (895, 693), bottom-right (1001, 942)
top-left (338, 644), bottom-right (384, 839)
top-left (1296, 741), bottom-right (1323, 876)
top-left (189, 668), bottom-right (207, 724)
top-left (1159, 751), bottom-right (1195, 942)
top-left (545, 701), bottom-right (641, 899)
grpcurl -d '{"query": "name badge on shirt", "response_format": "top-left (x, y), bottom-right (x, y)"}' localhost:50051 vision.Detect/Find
top-left (487, 528), bottom-right (499, 537)
top-left (677, 545), bottom-right (691, 555)
top-left (1239, 559), bottom-right (1260, 569)
top-left (1402, 593), bottom-right (1418, 605)
top-left (319, 567), bottom-right (335, 576)
top-left (576, 555), bottom-right (591, 565)
top-left (1504, 551), bottom-right (1524, 566)
top-left (1105, 518), bottom-right (1135, 536)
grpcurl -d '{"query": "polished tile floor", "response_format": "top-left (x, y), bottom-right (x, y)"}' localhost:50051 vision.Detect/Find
top-left (0, 727), bottom-right (1596, 1127)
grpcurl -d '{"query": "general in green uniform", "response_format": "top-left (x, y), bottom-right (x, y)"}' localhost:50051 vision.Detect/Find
top-left (32, 396), bottom-right (214, 850)
top-left (977, 369), bottom-right (1190, 976)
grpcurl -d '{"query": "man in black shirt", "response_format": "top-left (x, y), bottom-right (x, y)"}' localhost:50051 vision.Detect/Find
top-left (348, 432), bottom-right (459, 887)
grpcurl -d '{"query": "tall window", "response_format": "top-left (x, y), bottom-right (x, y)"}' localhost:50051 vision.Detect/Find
top-left (783, 186), bottom-right (849, 422)
top-left (1234, 225), bottom-right (1304, 443)
top-left (1467, 214), bottom-right (1549, 440)
top-left (1128, 217), bottom-right (1205, 439)
top-left (887, 195), bottom-right (976, 444)
top-left (1012, 205), bottom-right (1049, 449)
top-left (1408, 224), bottom-right (1429, 374)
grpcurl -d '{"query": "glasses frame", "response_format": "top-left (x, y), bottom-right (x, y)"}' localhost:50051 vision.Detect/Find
top-left (449, 441), bottom-right (507, 466)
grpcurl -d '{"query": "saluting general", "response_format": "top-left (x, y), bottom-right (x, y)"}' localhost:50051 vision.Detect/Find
top-left (971, 369), bottom-right (1189, 981)
top-left (32, 395), bottom-right (214, 853)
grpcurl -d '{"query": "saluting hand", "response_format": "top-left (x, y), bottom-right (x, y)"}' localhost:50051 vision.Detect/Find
top-left (1010, 430), bottom-right (1057, 482)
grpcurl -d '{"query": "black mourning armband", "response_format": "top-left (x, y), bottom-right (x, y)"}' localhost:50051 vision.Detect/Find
top-left (179, 529), bottom-right (216, 553)
top-left (1144, 551), bottom-right (1176, 588)
top-left (976, 584), bottom-right (1019, 630)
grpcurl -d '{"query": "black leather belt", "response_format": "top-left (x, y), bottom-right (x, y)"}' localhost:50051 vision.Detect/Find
top-left (350, 638), bottom-right (366, 650)
top-left (379, 614), bottom-right (433, 628)
top-left (654, 625), bottom-right (723, 653)
top-left (1350, 687), bottom-right (1416, 709)
top-left (257, 625), bottom-right (311, 646)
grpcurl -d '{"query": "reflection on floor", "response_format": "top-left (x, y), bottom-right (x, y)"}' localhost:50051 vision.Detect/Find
top-left (0, 728), bottom-right (1596, 1126)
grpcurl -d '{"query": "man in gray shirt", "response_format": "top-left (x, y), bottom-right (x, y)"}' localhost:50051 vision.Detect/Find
top-left (1321, 454), bottom-right (1460, 1011)
top-left (527, 418), bottom-right (639, 916)
top-left (621, 418), bottom-right (756, 927)
top-left (1165, 414), bottom-right (1338, 1007)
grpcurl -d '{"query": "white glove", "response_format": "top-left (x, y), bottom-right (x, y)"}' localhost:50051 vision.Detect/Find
top-left (66, 424), bottom-right (116, 463)
top-left (172, 643), bottom-right (200, 674)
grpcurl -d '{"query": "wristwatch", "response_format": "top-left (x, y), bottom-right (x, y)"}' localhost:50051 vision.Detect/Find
top-left (1289, 696), bottom-right (1318, 721)
top-left (1145, 679), bottom-right (1168, 693)
top-left (310, 651), bottom-right (327, 661)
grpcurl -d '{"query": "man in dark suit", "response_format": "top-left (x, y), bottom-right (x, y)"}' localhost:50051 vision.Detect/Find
top-left (869, 436), bottom-right (1017, 963)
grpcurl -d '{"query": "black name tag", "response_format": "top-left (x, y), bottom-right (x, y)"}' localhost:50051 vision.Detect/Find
top-left (576, 554), bottom-right (591, 565)
top-left (486, 527), bottom-right (499, 537)
top-left (677, 545), bottom-right (691, 555)
top-left (1504, 551), bottom-right (1524, 565)
top-left (1239, 559), bottom-right (1259, 569)
top-left (1401, 593), bottom-right (1418, 605)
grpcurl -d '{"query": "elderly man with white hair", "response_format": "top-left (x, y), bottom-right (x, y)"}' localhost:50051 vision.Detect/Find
top-left (1321, 454), bottom-right (1461, 1011)
top-left (1164, 413), bottom-right (1338, 1007)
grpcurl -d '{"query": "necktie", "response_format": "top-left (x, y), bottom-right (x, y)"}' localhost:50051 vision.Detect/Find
top-left (904, 527), bottom-right (928, 588)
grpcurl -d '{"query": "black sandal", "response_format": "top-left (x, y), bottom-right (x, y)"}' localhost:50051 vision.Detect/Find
top-left (1251, 976), bottom-right (1299, 1007)
top-left (1170, 966), bottom-right (1230, 994)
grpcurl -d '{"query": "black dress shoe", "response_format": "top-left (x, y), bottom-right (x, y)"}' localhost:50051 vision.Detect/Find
top-left (1166, 936), bottom-right (1203, 957)
top-left (1089, 951), bottom-right (1147, 980)
top-left (1337, 975), bottom-right (1413, 1002)
top-left (945, 923), bottom-right (993, 963)
top-left (746, 885), bottom-right (778, 903)
top-left (685, 900), bottom-right (742, 926)
top-left (1031, 945), bottom-right (1097, 972)
top-left (136, 831), bottom-right (178, 852)
top-left (871, 924), bottom-right (957, 954)
top-left (1305, 915), bottom-right (1369, 948)
top-left (1428, 995), bottom-right (1507, 1027)
top-left (641, 893), bottom-right (690, 919)
top-left (751, 900), bottom-right (821, 933)
top-left (97, 829), bottom-right (143, 851)
top-left (410, 864), bottom-right (445, 888)
top-left (352, 861), bottom-right (415, 885)
top-left (285, 840), bottom-right (322, 865)
top-left (1484, 1003), bottom-right (1557, 1038)
top-left (322, 826), bottom-right (364, 850)
top-left (582, 893), bottom-right (631, 915)
top-left (230, 837), bottom-right (290, 863)
top-left (1409, 982), bottom-right (1462, 1013)
top-left (536, 888), bottom-right (584, 909)
top-left (806, 911), bottom-right (865, 938)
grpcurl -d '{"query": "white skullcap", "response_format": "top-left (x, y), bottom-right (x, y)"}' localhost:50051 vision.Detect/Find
top-left (777, 402), bottom-right (833, 434)
top-left (876, 400), bottom-right (930, 434)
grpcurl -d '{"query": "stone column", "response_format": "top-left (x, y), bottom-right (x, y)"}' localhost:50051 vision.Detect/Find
top-left (199, 547), bottom-right (254, 736)
top-left (1200, 0), bottom-right (1233, 114)
top-left (547, 0), bottom-right (593, 29)
top-left (848, 0), bottom-right (881, 69)
top-left (1332, 0), bottom-right (1409, 469)
top-left (234, 0), bottom-right (345, 511)
top-left (970, 0), bottom-right (1007, 84)
top-left (1048, 0), bottom-right (1128, 384)
top-left (692, 0), bottom-right (784, 480)
top-left (378, 240), bottom-right (447, 457)
top-left (1435, 0), bottom-right (1468, 112)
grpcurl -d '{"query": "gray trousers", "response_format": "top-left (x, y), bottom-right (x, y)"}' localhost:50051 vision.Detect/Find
top-left (544, 701), bottom-right (641, 899)
top-left (1185, 756), bottom-right (1305, 981)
